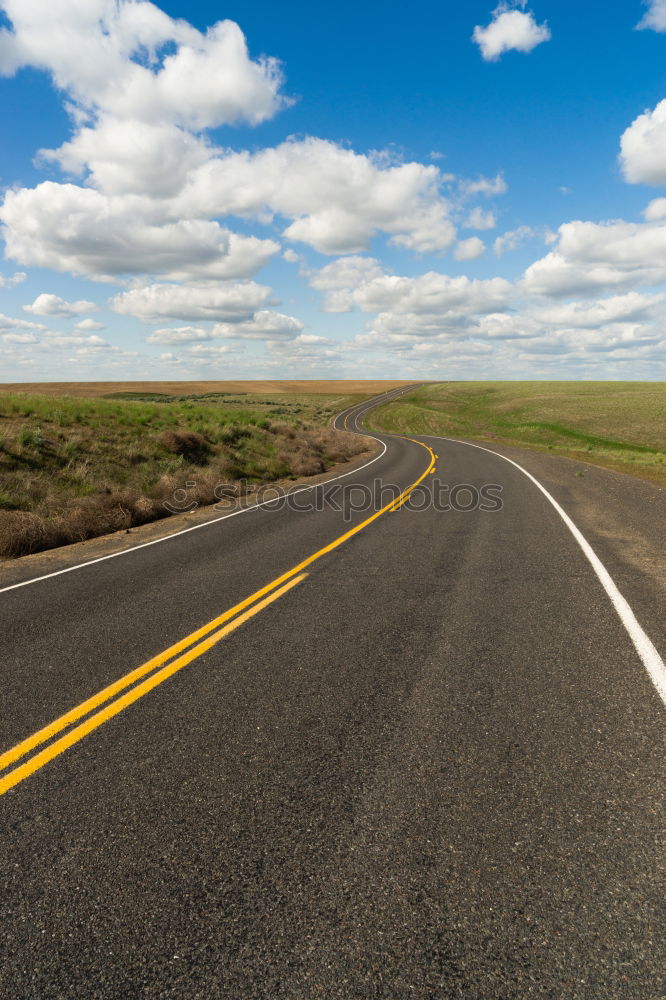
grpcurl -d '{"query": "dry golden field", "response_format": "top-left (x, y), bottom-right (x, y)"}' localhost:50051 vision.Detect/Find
top-left (0, 380), bottom-right (415, 398)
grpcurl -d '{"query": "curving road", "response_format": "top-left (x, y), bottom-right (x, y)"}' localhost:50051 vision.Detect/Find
top-left (1, 387), bottom-right (664, 999)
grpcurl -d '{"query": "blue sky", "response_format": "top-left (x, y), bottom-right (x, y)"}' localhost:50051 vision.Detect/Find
top-left (1, 0), bottom-right (666, 381)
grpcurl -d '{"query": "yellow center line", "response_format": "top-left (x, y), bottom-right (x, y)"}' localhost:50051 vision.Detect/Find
top-left (0, 574), bottom-right (308, 797)
top-left (0, 569), bottom-right (311, 774)
top-left (0, 435), bottom-right (435, 796)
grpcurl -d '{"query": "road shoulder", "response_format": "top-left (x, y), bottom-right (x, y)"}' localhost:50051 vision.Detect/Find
top-left (434, 436), bottom-right (665, 655)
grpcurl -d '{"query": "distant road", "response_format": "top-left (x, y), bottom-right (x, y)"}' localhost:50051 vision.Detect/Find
top-left (1, 387), bottom-right (663, 998)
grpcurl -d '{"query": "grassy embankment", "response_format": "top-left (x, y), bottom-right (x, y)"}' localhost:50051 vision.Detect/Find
top-left (0, 390), bottom-right (368, 558)
top-left (371, 381), bottom-right (666, 486)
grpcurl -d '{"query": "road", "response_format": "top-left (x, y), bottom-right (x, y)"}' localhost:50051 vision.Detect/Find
top-left (1, 388), bottom-right (664, 999)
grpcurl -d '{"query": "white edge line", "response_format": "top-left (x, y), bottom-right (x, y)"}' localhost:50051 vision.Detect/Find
top-left (429, 434), bottom-right (666, 708)
top-left (0, 388), bottom-right (411, 596)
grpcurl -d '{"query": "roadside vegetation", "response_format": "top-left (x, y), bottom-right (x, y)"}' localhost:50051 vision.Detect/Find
top-left (371, 381), bottom-right (666, 486)
top-left (0, 391), bottom-right (367, 558)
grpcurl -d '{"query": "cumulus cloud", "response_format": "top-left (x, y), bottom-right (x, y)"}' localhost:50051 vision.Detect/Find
top-left (353, 272), bottom-right (512, 317)
top-left (306, 256), bottom-right (385, 312)
top-left (212, 311), bottom-right (304, 341)
top-left (644, 197), bottom-right (666, 220)
top-left (0, 2), bottom-right (286, 129)
top-left (146, 326), bottom-right (213, 345)
top-left (0, 312), bottom-right (45, 331)
top-left (334, 271), bottom-right (515, 344)
top-left (458, 173), bottom-right (507, 198)
top-left (620, 99), bottom-right (666, 185)
top-left (0, 1), bottom-right (471, 289)
top-left (112, 281), bottom-right (271, 323)
top-left (46, 135), bottom-right (457, 257)
top-left (3, 332), bottom-right (38, 344)
top-left (473, 3), bottom-right (551, 61)
top-left (493, 225), bottom-right (536, 255)
top-left (0, 270), bottom-right (26, 288)
top-left (179, 138), bottom-right (456, 254)
top-left (41, 117), bottom-right (213, 199)
top-left (2, 141), bottom-right (458, 274)
top-left (45, 332), bottom-right (110, 349)
top-left (454, 237), bottom-right (485, 260)
top-left (472, 313), bottom-right (539, 340)
top-left (529, 292), bottom-right (666, 328)
top-left (188, 343), bottom-right (237, 356)
top-left (23, 293), bottom-right (98, 316)
top-left (464, 207), bottom-right (496, 230)
top-left (521, 219), bottom-right (666, 296)
top-left (75, 318), bottom-right (105, 331)
top-left (264, 335), bottom-right (343, 369)
top-left (637, 0), bottom-right (666, 31)
top-left (1, 183), bottom-right (280, 282)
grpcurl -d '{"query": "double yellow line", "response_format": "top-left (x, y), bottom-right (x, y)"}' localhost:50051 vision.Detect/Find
top-left (0, 438), bottom-right (435, 797)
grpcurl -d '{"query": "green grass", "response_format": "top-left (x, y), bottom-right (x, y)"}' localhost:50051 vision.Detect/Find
top-left (370, 382), bottom-right (666, 485)
top-left (0, 392), bottom-right (366, 557)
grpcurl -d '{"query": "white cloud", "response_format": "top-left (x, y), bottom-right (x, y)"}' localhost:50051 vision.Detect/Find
top-left (146, 326), bottom-right (213, 345)
top-left (1, 2), bottom-right (662, 379)
top-left (637, 0), bottom-right (666, 31)
top-left (353, 272), bottom-right (512, 317)
top-left (0, 312), bottom-right (45, 331)
top-left (1, 139), bottom-right (458, 274)
top-left (473, 4), bottom-right (551, 61)
top-left (1, 183), bottom-right (279, 282)
top-left (521, 219), bottom-right (666, 296)
top-left (264, 335), bottom-right (343, 368)
top-left (341, 271), bottom-right (514, 344)
top-left (3, 332), bottom-right (38, 344)
top-left (0, 2), bottom-right (286, 129)
top-left (472, 313), bottom-right (539, 340)
top-left (75, 318), bottom-right (105, 331)
top-left (458, 173), bottom-right (507, 198)
top-left (45, 333), bottom-right (110, 349)
top-left (464, 207), bottom-right (496, 230)
top-left (171, 139), bottom-right (457, 255)
top-left (0, 270), bottom-right (26, 288)
top-left (530, 292), bottom-right (666, 328)
top-left (493, 225), bottom-right (536, 255)
top-left (307, 256), bottom-right (385, 312)
top-left (42, 116), bottom-right (213, 199)
top-left (620, 99), bottom-right (666, 185)
top-left (112, 281), bottom-right (271, 323)
top-left (0, 6), bottom-right (476, 281)
top-left (644, 197), bottom-right (666, 221)
top-left (212, 310), bottom-right (303, 340)
top-left (23, 293), bottom-right (98, 316)
top-left (294, 333), bottom-right (331, 345)
top-left (188, 343), bottom-right (237, 356)
top-left (454, 237), bottom-right (485, 260)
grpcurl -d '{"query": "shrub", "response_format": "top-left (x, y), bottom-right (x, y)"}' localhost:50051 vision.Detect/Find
top-left (158, 429), bottom-right (211, 464)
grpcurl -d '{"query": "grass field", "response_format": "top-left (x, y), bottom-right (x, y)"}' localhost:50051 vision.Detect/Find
top-left (0, 390), bottom-right (371, 558)
top-left (370, 382), bottom-right (666, 485)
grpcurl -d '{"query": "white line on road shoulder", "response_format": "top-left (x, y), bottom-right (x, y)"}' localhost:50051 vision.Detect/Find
top-left (431, 435), bottom-right (666, 708)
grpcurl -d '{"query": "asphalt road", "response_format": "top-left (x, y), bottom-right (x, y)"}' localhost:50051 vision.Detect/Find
top-left (1, 388), bottom-right (664, 999)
